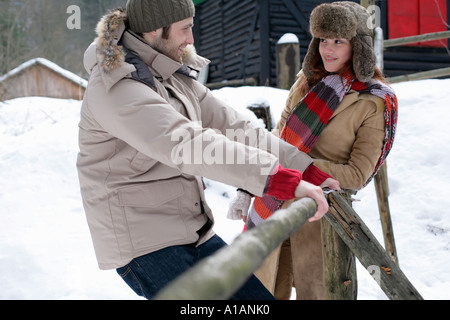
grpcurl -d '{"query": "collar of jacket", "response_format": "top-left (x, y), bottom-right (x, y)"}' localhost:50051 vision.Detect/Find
top-left (330, 90), bottom-right (359, 120)
top-left (85, 7), bottom-right (210, 92)
top-left (121, 31), bottom-right (183, 81)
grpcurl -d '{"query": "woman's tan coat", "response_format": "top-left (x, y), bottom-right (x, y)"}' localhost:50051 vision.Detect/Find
top-left (256, 72), bottom-right (386, 299)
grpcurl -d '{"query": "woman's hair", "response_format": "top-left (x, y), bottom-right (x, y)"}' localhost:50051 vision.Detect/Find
top-left (297, 43), bottom-right (387, 98)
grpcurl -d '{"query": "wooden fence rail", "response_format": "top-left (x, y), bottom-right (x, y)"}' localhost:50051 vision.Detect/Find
top-left (384, 30), bottom-right (450, 48)
top-left (154, 197), bottom-right (317, 300)
top-left (154, 192), bottom-right (423, 300)
top-left (388, 67), bottom-right (450, 83)
top-left (382, 30), bottom-right (450, 83)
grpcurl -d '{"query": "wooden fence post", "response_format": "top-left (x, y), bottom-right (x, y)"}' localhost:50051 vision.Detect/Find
top-left (325, 192), bottom-right (423, 300)
top-left (321, 214), bottom-right (358, 300)
top-left (372, 16), bottom-right (399, 265)
top-left (374, 163), bottom-right (398, 264)
top-left (374, 26), bottom-right (384, 71)
top-left (276, 33), bottom-right (300, 90)
top-left (247, 102), bottom-right (273, 130)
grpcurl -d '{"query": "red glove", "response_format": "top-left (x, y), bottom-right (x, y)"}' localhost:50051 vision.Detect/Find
top-left (264, 164), bottom-right (302, 200)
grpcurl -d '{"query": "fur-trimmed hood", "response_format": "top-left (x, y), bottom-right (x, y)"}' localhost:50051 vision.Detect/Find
top-left (83, 7), bottom-right (209, 88)
top-left (94, 7), bottom-right (128, 74)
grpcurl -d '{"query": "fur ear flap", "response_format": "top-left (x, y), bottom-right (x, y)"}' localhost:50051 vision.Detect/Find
top-left (352, 35), bottom-right (376, 83)
top-left (302, 38), bottom-right (320, 83)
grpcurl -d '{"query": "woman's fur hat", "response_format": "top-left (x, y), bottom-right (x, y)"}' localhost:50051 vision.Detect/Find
top-left (302, 1), bottom-right (376, 83)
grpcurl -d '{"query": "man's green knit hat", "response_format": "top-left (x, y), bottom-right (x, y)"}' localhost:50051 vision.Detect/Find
top-left (126, 0), bottom-right (195, 33)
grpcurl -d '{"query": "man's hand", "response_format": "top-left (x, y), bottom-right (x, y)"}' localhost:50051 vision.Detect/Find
top-left (295, 180), bottom-right (330, 222)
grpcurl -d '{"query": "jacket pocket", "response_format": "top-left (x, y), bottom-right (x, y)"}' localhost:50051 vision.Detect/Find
top-left (118, 180), bottom-right (188, 250)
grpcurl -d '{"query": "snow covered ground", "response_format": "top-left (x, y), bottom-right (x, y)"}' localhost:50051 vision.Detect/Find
top-left (1, 79), bottom-right (449, 300)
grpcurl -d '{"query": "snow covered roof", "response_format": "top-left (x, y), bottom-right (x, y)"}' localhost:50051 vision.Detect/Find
top-left (0, 57), bottom-right (88, 88)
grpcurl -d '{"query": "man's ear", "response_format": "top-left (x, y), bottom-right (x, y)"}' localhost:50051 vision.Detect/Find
top-left (142, 28), bottom-right (162, 43)
top-left (143, 29), bottom-right (161, 43)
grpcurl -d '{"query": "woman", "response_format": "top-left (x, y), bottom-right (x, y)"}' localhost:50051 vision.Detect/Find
top-left (230, 1), bottom-right (398, 299)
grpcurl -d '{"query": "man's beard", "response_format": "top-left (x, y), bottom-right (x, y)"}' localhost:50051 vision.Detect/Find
top-left (152, 36), bottom-right (183, 63)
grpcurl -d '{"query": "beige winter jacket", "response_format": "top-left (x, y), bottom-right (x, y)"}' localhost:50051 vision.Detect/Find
top-left (77, 9), bottom-right (312, 270)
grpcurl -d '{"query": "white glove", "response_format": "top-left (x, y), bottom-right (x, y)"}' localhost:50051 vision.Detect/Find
top-left (227, 190), bottom-right (252, 220)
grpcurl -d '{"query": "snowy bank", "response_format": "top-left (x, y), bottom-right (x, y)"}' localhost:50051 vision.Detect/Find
top-left (1, 79), bottom-right (449, 300)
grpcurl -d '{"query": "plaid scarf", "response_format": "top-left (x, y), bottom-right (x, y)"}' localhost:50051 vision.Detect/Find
top-left (247, 73), bottom-right (398, 228)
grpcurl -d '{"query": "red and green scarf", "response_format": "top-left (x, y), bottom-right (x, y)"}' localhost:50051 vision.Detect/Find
top-left (247, 72), bottom-right (398, 228)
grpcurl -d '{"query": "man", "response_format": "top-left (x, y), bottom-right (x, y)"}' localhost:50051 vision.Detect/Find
top-left (77, 0), bottom-right (336, 300)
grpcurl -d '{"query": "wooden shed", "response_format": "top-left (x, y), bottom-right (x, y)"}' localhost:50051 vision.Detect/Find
top-left (193, 0), bottom-right (450, 86)
top-left (0, 58), bottom-right (87, 101)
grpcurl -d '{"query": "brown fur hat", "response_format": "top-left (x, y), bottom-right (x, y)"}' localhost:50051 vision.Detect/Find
top-left (302, 1), bottom-right (376, 83)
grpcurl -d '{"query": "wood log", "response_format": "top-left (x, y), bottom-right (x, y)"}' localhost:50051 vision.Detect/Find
top-left (325, 192), bottom-right (423, 300)
top-left (321, 192), bottom-right (357, 300)
top-left (384, 30), bottom-right (450, 48)
top-left (388, 67), bottom-right (450, 83)
top-left (321, 218), bottom-right (357, 300)
top-left (153, 191), bottom-right (423, 300)
top-left (374, 163), bottom-right (398, 264)
top-left (276, 40), bottom-right (300, 90)
top-left (205, 77), bottom-right (257, 90)
top-left (154, 198), bottom-right (317, 300)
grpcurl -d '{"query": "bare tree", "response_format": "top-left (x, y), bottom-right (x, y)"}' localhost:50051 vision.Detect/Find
top-left (0, 0), bottom-right (34, 74)
top-left (0, 0), bottom-right (126, 78)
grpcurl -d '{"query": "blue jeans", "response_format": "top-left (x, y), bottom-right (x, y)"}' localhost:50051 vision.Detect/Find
top-left (117, 235), bottom-right (275, 300)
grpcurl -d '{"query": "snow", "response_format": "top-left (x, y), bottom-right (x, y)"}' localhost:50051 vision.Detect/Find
top-left (1, 78), bottom-right (450, 300)
top-left (277, 33), bottom-right (299, 44)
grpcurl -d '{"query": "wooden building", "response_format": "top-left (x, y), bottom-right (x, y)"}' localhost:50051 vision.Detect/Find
top-left (0, 58), bottom-right (87, 102)
top-left (379, 0), bottom-right (450, 77)
top-left (193, 0), bottom-right (450, 86)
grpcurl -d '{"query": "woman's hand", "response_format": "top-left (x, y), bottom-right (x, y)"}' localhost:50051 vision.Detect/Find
top-left (320, 177), bottom-right (341, 191)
